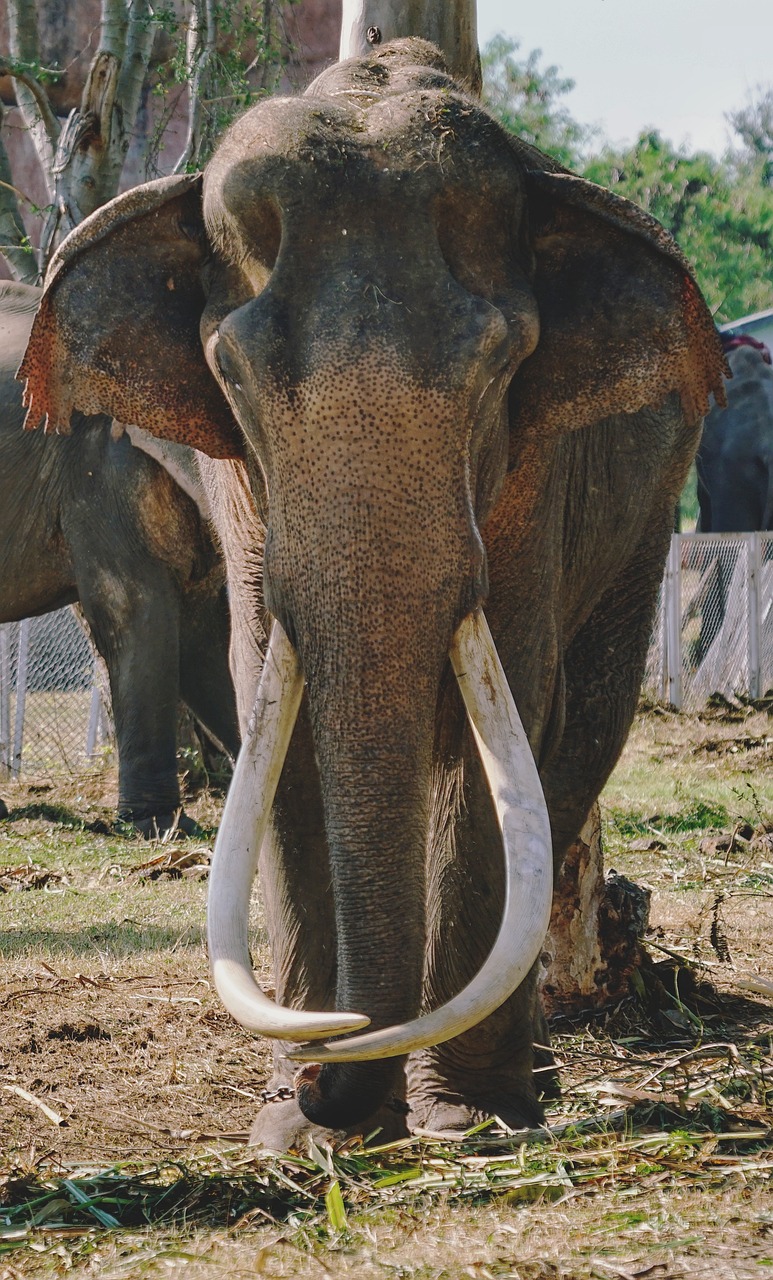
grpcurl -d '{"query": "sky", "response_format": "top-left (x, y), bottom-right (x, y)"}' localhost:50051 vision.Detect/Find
top-left (476, 0), bottom-right (773, 157)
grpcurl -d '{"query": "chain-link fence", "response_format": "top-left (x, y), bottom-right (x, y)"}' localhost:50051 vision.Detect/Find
top-left (645, 532), bottom-right (773, 710)
top-left (0, 609), bottom-right (111, 779)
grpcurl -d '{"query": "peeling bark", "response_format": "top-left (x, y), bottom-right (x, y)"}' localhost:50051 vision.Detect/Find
top-left (3, 0), bottom-right (159, 271)
top-left (541, 802), bottom-right (651, 1016)
top-left (6, 0), bottom-right (59, 189)
top-left (42, 0), bottom-right (156, 256)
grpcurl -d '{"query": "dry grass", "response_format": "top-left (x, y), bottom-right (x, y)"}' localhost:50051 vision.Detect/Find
top-left (1, 703), bottom-right (771, 1278)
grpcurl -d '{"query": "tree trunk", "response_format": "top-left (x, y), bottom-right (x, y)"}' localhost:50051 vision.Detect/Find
top-left (0, 114), bottom-right (38, 282)
top-left (339, 0), bottom-right (481, 93)
top-left (540, 802), bottom-right (651, 1016)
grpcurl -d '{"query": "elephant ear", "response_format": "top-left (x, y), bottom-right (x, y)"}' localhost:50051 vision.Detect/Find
top-left (19, 173), bottom-right (242, 459)
top-left (511, 157), bottom-right (728, 439)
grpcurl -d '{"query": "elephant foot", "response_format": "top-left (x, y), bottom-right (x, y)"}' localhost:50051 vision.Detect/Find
top-left (407, 1048), bottom-right (546, 1140)
top-left (115, 809), bottom-right (204, 840)
top-left (248, 1093), bottom-right (410, 1154)
top-left (169, 810), bottom-right (206, 838)
top-left (408, 1091), bottom-right (545, 1139)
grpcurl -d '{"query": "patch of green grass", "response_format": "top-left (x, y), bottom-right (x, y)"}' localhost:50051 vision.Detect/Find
top-left (658, 801), bottom-right (731, 832)
top-left (604, 800), bottom-right (730, 843)
top-left (604, 798), bottom-right (732, 839)
top-left (605, 772), bottom-right (767, 829)
top-left (602, 706), bottom-right (773, 826)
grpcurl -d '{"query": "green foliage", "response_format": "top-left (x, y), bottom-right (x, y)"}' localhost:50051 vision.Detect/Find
top-left (147, 0), bottom-right (295, 173)
top-left (584, 129), bottom-right (773, 322)
top-left (481, 34), bottom-right (594, 169)
top-left (482, 35), bottom-right (773, 325)
top-left (677, 462), bottom-right (700, 531)
top-left (0, 55), bottom-right (62, 86)
top-left (727, 94), bottom-right (773, 181)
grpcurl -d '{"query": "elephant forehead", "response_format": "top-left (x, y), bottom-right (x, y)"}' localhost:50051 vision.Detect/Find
top-left (204, 88), bottom-right (525, 234)
top-left (221, 277), bottom-right (512, 396)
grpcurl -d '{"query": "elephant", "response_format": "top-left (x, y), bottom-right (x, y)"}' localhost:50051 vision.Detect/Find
top-left (691, 336), bottom-right (773, 662)
top-left (0, 279), bottom-right (240, 835)
top-left (17, 38), bottom-right (726, 1147)
top-left (697, 336), bottom-right (773, 532)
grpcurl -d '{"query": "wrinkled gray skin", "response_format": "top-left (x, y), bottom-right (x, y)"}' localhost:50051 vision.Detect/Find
top-left (698, 344), bottom-right (773, 531)
top-left (19, 42), bottom-right (725, 1145)
top-left (0, 280), bottom-right (240, 833)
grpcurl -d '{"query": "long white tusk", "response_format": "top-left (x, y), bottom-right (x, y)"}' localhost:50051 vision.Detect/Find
top-left (207, 619), bottom-right (371, 1041)
top-left (286, 608), bottom-right (552, 1062)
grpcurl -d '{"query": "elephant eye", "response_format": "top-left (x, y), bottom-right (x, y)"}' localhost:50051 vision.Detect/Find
top-left (214, 339), bottom-right (243, 392)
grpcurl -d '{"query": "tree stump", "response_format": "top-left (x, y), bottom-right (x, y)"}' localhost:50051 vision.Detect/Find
top-left (540, 802), bottom-right (651, 1017)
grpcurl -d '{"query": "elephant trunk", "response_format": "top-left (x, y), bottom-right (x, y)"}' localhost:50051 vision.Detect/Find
top-left (287, 597), bottom-right (443, 1128)
top-left (294, 1059), bottom-right (403, 1130)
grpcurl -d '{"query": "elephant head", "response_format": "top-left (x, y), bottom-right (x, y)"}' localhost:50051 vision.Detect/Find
top-left (19, 40), bottom-right (725, 1133)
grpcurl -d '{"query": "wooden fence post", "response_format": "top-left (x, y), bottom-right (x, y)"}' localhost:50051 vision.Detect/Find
top-left (86, 669), bottom-right (103, 760)
top-left (0, 625), bottom-right (10, 777)
top-left (747, 533), bottom-right (761, 702)
top-left (12, 618), bottom-right (29, 777)
top-left (665, 533), bottom-right (683, 709)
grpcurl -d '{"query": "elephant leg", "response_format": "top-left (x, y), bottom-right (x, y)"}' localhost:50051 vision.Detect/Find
top-left (527, 526), bottom-right (674, 1094)
top-left (178, 573), bottom-right (241, 761)
top-left (248, 699), bottom-right (410, 1149)
top-left (76, 563), bottom-right (183, 833)
top-left (408, 724), bottom-right (547, 1135)
top-left (542, 521), bottom-right (678, 866)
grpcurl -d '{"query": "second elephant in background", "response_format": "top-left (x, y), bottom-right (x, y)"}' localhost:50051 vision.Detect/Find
top-left (698, 335), bottom-right (773, 532)
top-left (0, 280), bottom-right (240, 835)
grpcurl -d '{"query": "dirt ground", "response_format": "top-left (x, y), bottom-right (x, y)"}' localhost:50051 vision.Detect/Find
top-left (0, 702), bottom-right (771, 1278)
